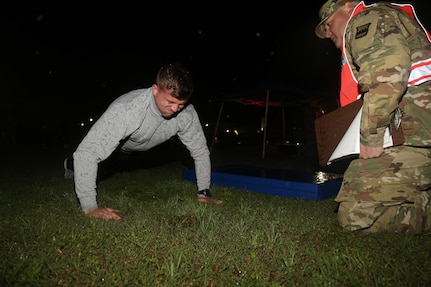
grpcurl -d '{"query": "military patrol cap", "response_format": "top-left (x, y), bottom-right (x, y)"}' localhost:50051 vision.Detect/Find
top-left (315, 0), bottom-right (349, 39)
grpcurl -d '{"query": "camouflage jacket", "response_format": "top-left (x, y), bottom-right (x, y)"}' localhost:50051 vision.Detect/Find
top-left (344, 2), bottom-right (431, 147)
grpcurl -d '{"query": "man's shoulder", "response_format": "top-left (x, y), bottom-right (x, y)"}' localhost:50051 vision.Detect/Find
top-left (355, 2), bottom-right (407, 20)
top-left (179, 104), bottom-right (197, 116)
top-left (348, 3), bottom-right (411, 39)
top-left (118, 87), bottom-right (152, 100)
top-left (111, 87), bottom-right (152, 105)
top-left (169, 104), bottom-right (199, 123)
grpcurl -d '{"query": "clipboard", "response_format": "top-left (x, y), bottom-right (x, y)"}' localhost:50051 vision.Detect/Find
top-left (314, 99), bottom-right (404, 167)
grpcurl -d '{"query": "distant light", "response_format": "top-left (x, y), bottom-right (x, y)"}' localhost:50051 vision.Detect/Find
top-left (80, 117), bottom-right (95, 127)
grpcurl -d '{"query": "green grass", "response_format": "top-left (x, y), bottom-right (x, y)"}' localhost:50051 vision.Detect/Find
top-left (1, 144), bottom-right (430, 286)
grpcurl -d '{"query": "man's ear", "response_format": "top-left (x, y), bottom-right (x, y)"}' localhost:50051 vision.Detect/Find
top-left (151, 84), bottom-right (158, 95)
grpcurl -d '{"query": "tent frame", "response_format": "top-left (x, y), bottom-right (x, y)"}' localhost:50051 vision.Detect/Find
top-left (211, 89), bottom-right (286, 159)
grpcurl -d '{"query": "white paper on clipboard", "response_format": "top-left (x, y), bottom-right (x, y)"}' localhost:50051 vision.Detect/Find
top-left (327, 106), bottom-right (394, 165)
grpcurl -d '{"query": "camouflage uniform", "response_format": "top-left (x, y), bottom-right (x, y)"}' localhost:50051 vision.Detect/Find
top-left (334, 3), bottom-right (431, 233)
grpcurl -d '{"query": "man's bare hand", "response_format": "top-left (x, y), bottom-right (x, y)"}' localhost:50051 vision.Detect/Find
top-left (359, 144), bottom-right (384, 159)
top-left (84, 207), bottom-right (121, 220)
top-left (197, 196), bottom-right (223, 205)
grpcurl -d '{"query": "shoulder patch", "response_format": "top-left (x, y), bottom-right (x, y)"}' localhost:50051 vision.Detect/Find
top-left (355, 23), bottom-right (371, 39)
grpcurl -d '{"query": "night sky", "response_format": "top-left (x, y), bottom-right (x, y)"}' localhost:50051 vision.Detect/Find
top-left (1, 1), bottom-right (430, 145)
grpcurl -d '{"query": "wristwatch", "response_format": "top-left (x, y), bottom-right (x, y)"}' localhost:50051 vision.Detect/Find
top-left (197, 189), bottom-right (212, 197)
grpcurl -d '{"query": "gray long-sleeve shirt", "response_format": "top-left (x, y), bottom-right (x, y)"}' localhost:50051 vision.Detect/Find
top-left (73, 88), bottom-right (211, 211)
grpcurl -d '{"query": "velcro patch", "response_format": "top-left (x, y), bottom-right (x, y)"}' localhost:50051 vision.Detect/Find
top-left (355, 23), bottom-right (371, 39)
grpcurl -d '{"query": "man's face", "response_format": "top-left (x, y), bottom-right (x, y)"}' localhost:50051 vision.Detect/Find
top-left (323, 6), bottom-right (351, 49)
top-left (152, 84), bottom-right (187, 118)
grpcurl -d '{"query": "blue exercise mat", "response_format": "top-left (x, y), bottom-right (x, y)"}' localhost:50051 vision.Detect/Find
top-left (182, 165), bottom-right (343, 201)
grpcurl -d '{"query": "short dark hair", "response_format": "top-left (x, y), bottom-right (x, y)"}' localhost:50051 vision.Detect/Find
top-left (156, 62), bottom-right (194, 101)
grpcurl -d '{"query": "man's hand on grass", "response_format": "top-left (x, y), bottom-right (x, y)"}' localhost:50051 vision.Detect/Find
top-left (197, 196), bottom-right (223, 204)
top-left (197, 189), bottom-right (222, 204)
top-left (83, 197), bottom-right (222, 221)
top-left (84, 207), bottom-right (121, 220)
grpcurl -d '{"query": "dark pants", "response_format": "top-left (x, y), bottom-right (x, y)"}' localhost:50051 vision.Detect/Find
top-left (65, 149), bottom-right (136, 181)
top-left (66, 143), bottom-right (194, 181)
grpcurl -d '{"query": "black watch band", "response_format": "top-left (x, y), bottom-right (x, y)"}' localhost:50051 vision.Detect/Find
top-left (197, 189), bottom-right (212, 197)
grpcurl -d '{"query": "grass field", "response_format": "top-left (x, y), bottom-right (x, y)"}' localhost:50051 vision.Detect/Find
top-left (1, 143), bottom-right (430, 286)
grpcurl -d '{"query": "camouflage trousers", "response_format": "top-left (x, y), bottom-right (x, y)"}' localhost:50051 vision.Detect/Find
top-left (335, 146), bottom-right (431, 234)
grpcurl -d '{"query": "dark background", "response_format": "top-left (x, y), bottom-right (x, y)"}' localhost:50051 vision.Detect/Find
top-left (1, 1), bottom-right (430, 147)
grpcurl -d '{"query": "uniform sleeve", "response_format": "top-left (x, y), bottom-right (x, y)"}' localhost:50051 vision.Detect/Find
top-left (347, 9), bottom-right (411, 147)
top-left (73, 104), bottom-right (131, 211)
